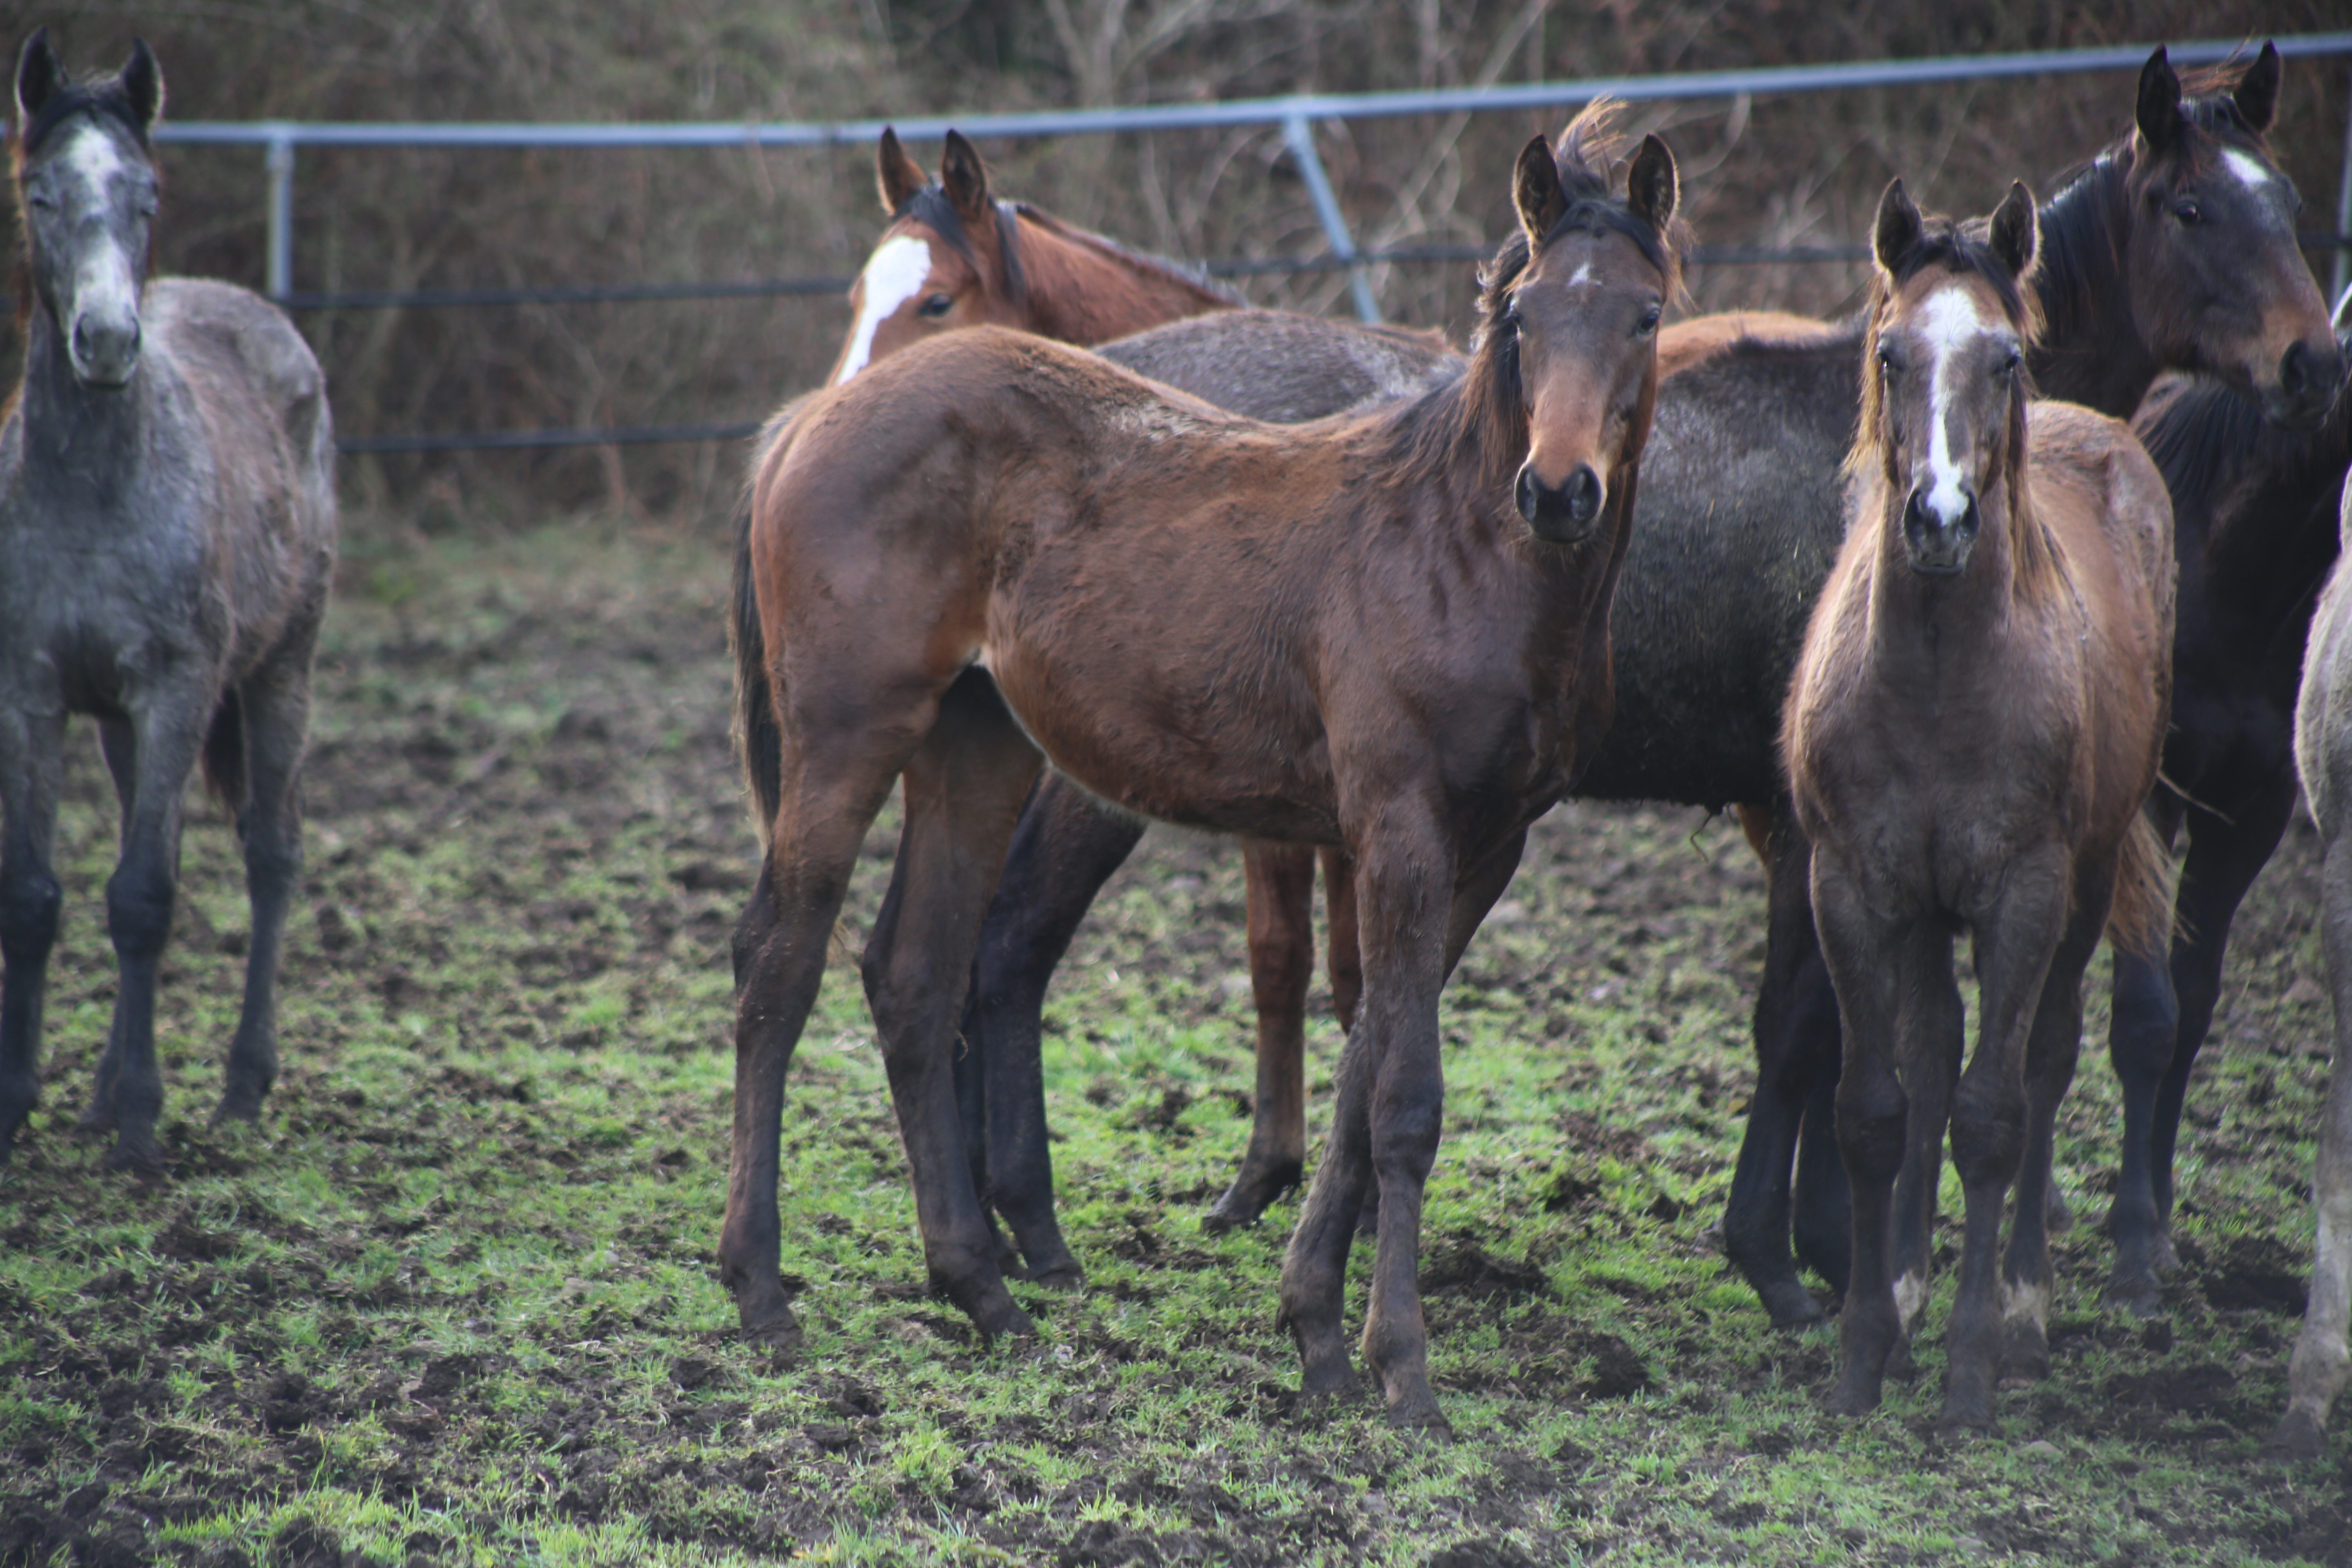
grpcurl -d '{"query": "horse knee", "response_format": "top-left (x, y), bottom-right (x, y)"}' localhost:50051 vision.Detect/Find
top-left (1949, 1080), bottom-right (2027, 1187)
top-left (0, 871), bottom-right (62, 962)
top-left (1834, 1081), bottom-right (1907, 1186)
top-left (105, 863), bottom-right (174, 962)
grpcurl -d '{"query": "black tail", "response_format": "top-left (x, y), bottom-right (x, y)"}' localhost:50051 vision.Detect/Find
top-left (200, 689), bottom-right (248, 824)
top-left (731, 482), bottom-right (782, 846)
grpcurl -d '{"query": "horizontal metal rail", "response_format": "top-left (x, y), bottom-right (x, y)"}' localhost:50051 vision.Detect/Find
top-left (154, 34), bottom-right (2352, 151)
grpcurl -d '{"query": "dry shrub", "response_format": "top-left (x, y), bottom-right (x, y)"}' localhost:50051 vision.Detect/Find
top-left (2, 0), bottom-right (2343, 523)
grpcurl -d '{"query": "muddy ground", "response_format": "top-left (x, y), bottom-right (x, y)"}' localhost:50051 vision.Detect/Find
top-left (0, 522), bottom-right (2345, 1566)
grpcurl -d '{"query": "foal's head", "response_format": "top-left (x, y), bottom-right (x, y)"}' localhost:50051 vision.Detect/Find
top-left (2111, 44), bottom-right (2341, 428)
top-left (831, 129), bottom-right (1028, 383)
top-left (1481, 105), bottom-right (1681, 544)
top-left (11, 28), bottom-right (163, 389)
top-left (1859, 180), bottom-right (2039, 579)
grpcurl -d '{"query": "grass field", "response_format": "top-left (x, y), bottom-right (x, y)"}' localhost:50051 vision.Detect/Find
top-left (0, 521), bottom-right (2345, 1567)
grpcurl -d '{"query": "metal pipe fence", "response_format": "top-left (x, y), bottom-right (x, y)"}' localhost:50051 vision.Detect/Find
top-left (151, 32), bottom-right (2352, 456)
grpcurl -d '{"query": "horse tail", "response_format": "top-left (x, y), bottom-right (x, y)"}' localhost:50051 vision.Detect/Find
top-left (731, 484), bottom-right (783, 849)
top-left (200, 689), bottom-right (248, 818)
top-left (2104, 809), bottom-right (2177, 960)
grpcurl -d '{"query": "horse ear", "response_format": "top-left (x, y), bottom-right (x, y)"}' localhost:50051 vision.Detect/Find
top-left (940, 129), bottom-right (991, 222)
top-left (16, 27), bottom-right (66, 127)
top-left (1989, 181), bottom-right (2038, 280)
top-left (2135, 46), bottom-right (2180, 154)
top-left (877, 127), bottom-right (926, 214)
top-left (120, 38), bottom-right (162, 130)
top-left (1513, 136), bottom-right (1567, 247)
top-left (1873, 178), bottom-right (1922, 275)
top-left (2232, 41), bottom-right (2281, 134)
top-left (1625, 134), bottom-right (1678, 238)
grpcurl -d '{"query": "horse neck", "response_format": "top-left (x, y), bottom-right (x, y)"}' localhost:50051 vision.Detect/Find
top-left (9, 298), bottom-right (152, 506)
top-left (1014, 216), bottom-right (1232, 346)
top-left (2028, 158), bottom-right (2159, 419)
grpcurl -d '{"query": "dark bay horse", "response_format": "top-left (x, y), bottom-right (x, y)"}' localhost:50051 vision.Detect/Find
top-left (2285, 422), bottom-right (2352, 1459)
top-left (730, 111), bottom-right (1682, 1430)
top-left (0, 32), bottom-right (337, 1172)
top-left (1788, 180), bottom-right (2174, 1428)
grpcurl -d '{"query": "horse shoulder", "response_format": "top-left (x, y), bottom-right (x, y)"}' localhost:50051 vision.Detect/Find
top-left (2028, 401), bottom-right (2176, 613)
top-left (2298, 491), bottom-right (2352, 839)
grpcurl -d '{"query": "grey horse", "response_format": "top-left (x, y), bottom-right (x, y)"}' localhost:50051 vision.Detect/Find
top-left (0, 31), bottom-right (337, 1172)
top-left (2283, 290), bottom-right (2352, 1457)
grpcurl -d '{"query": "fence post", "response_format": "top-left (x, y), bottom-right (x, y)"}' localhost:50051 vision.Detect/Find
top-left (1282, 111), bottom-right (1379, 324)
top-left (2335, 61), bottom-right (2352, 307)
top-left (264, 125), bottom-right (296, 303)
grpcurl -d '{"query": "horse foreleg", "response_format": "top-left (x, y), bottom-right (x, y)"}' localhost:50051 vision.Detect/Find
top-left (1811, 853), bottom-right (1913, 1418)
top-left (1358, 824), bottom-right (1522, 1434)
top-left (2274, 828), bottom-right (2352, 1457)
top-left (964, 772), bottom-right (1143, 1285)
top-left (1724, 811), bottom-right (1842, 1327)
top-left (1888, 924), bottom-right (1965, 1347)
top-left (861, 668), bottom-right (1044, 1341)
top-left (0, 708), bottom-right (67, 1160)
top-left (95, 692), bottom-right (209, 1173)
top-left (216, 629), bottom-right (319, 1125)
top-left (75, 718), bottom-right (137, 1136)
top-left (2000, 898), bottom-right (2103, 1385)
top-left (1941, 853), bottom-right (2067, 1432)
top-left (1206, 842), bottom-right (1318, 1232)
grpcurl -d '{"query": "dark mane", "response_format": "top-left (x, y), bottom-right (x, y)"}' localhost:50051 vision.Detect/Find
top-left (889, 181), bottom-right (1235, 316)
top-left (1370, 99), bottom-right (1680, 496)
top-left (2036, 63), bottom-right (2277, 358)
top-left (2136, 327), bottom-right (2352, 541)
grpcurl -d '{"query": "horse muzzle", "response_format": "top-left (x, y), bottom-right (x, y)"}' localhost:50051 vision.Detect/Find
top-left (1517, 461), bottom-right (1606, 545)
top-left (2262, 336), bottom-right (2345, 432)
top-left (1902, 487), bottom-right (1977, 577)
top-left (68, 310), bottom-right (142, 389)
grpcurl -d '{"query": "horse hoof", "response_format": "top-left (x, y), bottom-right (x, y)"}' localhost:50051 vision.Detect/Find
top-left (1758, 1281), bottom-right (1829, 1331)
top-left (1027, 1259), bottom-right (1085, 1292)
top-left (74, 1105), bottom-right (117, 1139)
top-left (103, 1137), bottom-right (167, 1178)
top-left (1384, 1393), bottom-right (1454, 1439)
top-left (1202, 1161), bottom-right (1301, 1233)
top-left (1884, 1337), bottom-right (1920, 1383)
top-left (2264, 1410), bottom-right (2327, 1462)
top-left (1298, 1354), bottom-right (1361, 1400)
top-left (210, 1091), bottom-right (265, 1127)
top-left (741, 1301), bottom-right (803, 1356)
top-left (2100, 1275), bottom-right (2163, 1320)
top-left (973, 1300), bottom-right (1037, 1343)
top-left (2151, 1234), bottom-right (2182, 1277)
top-left (1822, 1375), bottom-right (1882, 1419)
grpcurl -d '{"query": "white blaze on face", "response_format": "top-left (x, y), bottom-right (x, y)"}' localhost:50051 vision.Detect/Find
top-left (2221, 147), bottom-right (2275, 192)
top-left (1918, 286), bottom-right (1986, 529)
top-left (1566, 261), bottom-right (1594, 288)
top-left (834, 234), bottom-right (938, 384)
top-left (54, 123), bottom-right (139, 332)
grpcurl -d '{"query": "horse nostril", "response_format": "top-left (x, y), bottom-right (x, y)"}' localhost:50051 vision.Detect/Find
top-left (1515, 467), bottom-right (1540, 525)
top-left (1564, 465), bottom-right (1602, 526)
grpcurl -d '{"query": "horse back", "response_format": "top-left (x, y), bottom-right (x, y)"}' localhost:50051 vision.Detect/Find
top-left (1097, 309), bottom-right (1461, 423)
top-left (143, 277), bottom-right (338, 673)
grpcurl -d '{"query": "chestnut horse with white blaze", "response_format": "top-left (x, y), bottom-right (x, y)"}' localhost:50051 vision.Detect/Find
top-left (728, 109), bottom-right (1680, 1432)
top-left (1786, 180), bottom-right (2173, 1429)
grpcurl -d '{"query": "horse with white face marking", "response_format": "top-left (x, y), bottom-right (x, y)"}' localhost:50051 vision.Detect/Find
top-left (1786, 180), bottom-right (2174, 1429)
top-left (827, 127), bottom-right (1234, 386)
top-left (0, 31), bottom-right (336, 1172)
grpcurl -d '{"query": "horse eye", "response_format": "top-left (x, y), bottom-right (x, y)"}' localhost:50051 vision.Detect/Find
top-left (1635, 305), bottom-right (1662, 337)
top-left (918, 293), bottom-right (954, 319)
top-left (25, 190), bottom-right (53, 210)
top-left (1996, 350), bottom-right (2022, 378)
top-left (1875, 345), bottom-right (1898, 372)
top-left (2172, 198), bottom-right (2202, 225)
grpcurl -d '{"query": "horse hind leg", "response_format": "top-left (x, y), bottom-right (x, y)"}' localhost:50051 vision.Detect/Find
top-left (0, 709), bottom-right (68, 1160)
top-left (964, 771), bottom-right (1145, 1286)
top-left (1205, 841), bottom-right (1317, 1232)
top-left (2000, 904), bottom-right (2103, 1386)
top-left (2272, 829), bottom-right (2352, 1458)
top-left (215, 631), bottom-right (319, 1125)
top-left (860, 668), bottom-right (1044, 1341)
top-left (723, 685), bottom-right (942, 1350)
